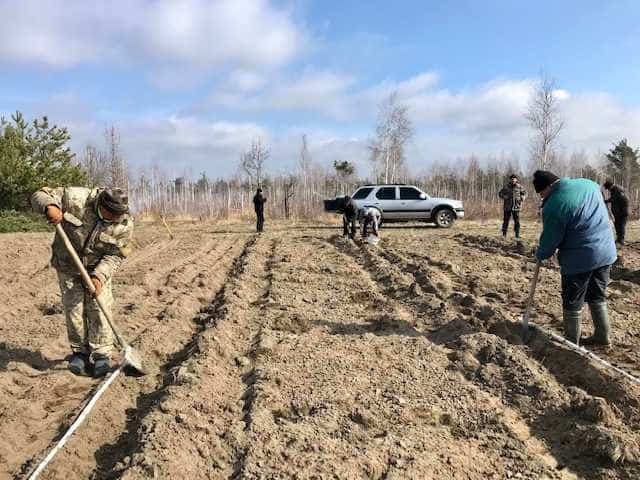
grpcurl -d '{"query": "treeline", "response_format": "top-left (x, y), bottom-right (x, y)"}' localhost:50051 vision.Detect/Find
top-left (1, 110), bottom-right (639, 221)
top-left (126, 146), bottom-right (638, 221)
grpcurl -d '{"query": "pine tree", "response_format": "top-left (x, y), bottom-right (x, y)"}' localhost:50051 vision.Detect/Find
top-left (605, 138), bottom-right (640, 191)
top-left (0, 111), bottom-right (86, 210)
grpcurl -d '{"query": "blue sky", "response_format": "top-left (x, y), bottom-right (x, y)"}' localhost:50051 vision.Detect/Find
top-left (1, 0), bottom-right (639, 178)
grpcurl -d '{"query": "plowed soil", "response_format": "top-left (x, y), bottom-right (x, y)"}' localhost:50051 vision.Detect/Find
top-left (1, 218), bottom-right (639, 479)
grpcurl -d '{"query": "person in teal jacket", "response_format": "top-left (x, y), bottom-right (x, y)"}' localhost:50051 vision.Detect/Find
top-left (533, 170), bottom-right (617, 347)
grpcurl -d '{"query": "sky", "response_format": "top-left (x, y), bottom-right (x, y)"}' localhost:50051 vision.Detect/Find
top-left (1, 0), bottom-right (639, 179)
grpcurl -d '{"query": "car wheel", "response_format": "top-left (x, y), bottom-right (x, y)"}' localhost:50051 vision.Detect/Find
top-left (434, 208), bottom-right (455, 228)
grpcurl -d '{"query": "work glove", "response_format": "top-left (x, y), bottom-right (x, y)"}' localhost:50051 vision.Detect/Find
top-left (46, 205), bottom-right (63, 224)
top-left (91, 277), bottom-right (103, 297)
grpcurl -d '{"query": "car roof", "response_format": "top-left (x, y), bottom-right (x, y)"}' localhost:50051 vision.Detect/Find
top-left (359, 184), bottom-right (416, 187)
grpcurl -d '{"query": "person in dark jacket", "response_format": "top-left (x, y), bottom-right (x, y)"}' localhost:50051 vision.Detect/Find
top-left (253, 188), bottom-right (267, 233)
top-left (534, 170), bottom-right (617, 347)
top-left (603, 180), bottom-right (630, 245)
top-left (498, 174), bottom-right (527, 238)
top-left (342, 195), bottom-right (358, 238)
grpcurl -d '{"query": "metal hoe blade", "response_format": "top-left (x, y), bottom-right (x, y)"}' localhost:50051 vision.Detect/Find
top-left (122, 345), bottom-right (145, 375)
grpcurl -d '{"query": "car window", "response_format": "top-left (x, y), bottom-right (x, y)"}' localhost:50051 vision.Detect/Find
top-left (400, 187), bottom-right (423, 200)
top-left (375, 187), bottom-right (396, 200)
top-left (352, 187), bottom-right (373, 200)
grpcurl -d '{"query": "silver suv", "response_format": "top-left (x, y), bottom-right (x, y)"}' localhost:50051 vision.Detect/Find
top-left (351, 184), bottom-right (464, 228)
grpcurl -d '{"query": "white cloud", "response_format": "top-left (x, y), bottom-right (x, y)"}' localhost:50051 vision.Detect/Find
top-left (108, 116), bottom-right (269, 176)
top-left (14, 73), bottom-right (640, 180)
top-left (206, 70), bottom-right (357, 118)
top-left (0, 0), bottom-right (303, 72)
top-left (227, 70), bottom-right (267, 92)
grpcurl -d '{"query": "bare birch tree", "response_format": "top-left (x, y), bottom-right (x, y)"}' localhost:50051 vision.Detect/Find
top-left (283, 174), bottom-right (297, 218)
top-left (525, 74), bottom-right (565, 171)
top-left (241, 138), bottom-right (269, 188)
top-left (299, 134), bottom-right (312, 215)
top-left (80, 144), bottom-right (109, 187)
top-left (368, 92), bottom-right (413, 183)
top-left (105, 125), bottom-right (128, 190)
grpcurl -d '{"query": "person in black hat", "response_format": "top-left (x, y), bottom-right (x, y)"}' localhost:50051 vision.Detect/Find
top-left (533, 170), bottom-right (617, 347)
top-left (498, 174), bottom-right (527, 238)
top-left (253, 188), bottom-right (267, 233)
top-left (341, 195), bottom-right (358, 239)
top-left (603, 179), bottom-right (630, 245)
top-left (31, 186), bottom-right (134, 377)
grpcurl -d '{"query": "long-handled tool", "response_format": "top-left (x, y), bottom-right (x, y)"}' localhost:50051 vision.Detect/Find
top-left (55, 223), bottom-right (145, 375)
top-left (521, 260), bottom-right (541, 339)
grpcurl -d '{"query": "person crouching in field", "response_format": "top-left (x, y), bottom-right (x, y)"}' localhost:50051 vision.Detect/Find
top-left (32, 187), bottom-right (133, 377)
top-left (253, 188), bottom-right (266, 233)
top-left (603, 180), bottom-right (630, 246)
top-left (498, 174), bottom-right (527, 239)
top-left (361, 207), bottom-right (381, 239)
top-left (342, 195), bottom-right (358, 239)
top-left (533, 171), bottom-right (617, 347)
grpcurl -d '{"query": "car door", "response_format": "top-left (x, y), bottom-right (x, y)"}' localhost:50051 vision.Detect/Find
top-left (398, 187), bottom-right (431, 220)
top-left (373, 186), bottom-right (401, 219)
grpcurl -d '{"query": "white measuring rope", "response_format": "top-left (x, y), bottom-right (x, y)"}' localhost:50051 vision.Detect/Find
top-left (27, 365), bottom-right (124, 480)
top-left (531, 323), bottom-right (640, 386)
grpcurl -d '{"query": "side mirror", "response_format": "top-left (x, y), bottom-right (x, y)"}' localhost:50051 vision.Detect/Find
top-left (419, 193), bottom-right (427, 200)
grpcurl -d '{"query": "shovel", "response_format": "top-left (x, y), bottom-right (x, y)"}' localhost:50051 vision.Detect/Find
top-left (520, 260), bottom-right (541, 339)
top-left (55, 223), bottom-right (146, 375)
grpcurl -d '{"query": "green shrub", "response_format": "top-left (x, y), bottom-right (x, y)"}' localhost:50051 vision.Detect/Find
top-left (0, 209), bottom-right (52, 233)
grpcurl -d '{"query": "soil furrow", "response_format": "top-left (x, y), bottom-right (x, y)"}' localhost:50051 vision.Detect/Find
top-left (3, 220), bottom-right (639, 480)
top-left (112, 234), bottom-right (277, 479)
top-left (10, 231), bottom-right (248, 479)
top-left (333, 235), bottom-right (640, 478)
top-left (235, 234), bottom-right (564, 478)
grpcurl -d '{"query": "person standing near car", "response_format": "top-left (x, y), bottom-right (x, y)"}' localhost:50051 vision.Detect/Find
top-left (342, 195), bottom-right (358, 239)
top-left (499, 174), bottom-right (527, 239)
top-left (533, 170), bottom-right (617, 347)
top-left (253, 188), bottom-right (267, 233)
top-left (603, 180), bottom-right (630, 246)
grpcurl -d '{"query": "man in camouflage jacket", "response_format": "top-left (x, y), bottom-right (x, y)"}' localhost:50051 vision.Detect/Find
top-left (32, 187), bottom-right (133, 377)
top-left (498, 174), bottom-right (528, 239)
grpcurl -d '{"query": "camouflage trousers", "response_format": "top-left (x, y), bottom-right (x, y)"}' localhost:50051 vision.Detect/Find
top-left (56, 270), bottom-right (115, 357)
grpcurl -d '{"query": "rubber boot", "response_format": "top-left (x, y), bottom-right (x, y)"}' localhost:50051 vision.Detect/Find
top-left (93, 354), bottom-right (111, 378)
top-left (582, 303), bottom-right (611, 346)
top-left (563, 309), bottom-right (582, 345)
top-left (68, 353), bottom-right (88, 376)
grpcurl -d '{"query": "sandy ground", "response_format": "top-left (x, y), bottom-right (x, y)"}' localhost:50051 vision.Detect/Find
top-left (1, 218), bottom-right (639, 479)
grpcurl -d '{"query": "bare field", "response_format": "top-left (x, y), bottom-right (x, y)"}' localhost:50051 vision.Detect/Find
top-left (1, 218), bottom-right (640, 479)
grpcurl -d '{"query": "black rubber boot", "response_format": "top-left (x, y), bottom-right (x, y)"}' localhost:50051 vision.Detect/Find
top-left (563, 309), bottom-right (582, 345)
top-left (68, 353), bottom-right (88, 376)
top-left (92, 354), bottom-right (112, 378)
top-left (582, 303), bottom-right (611, 346)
